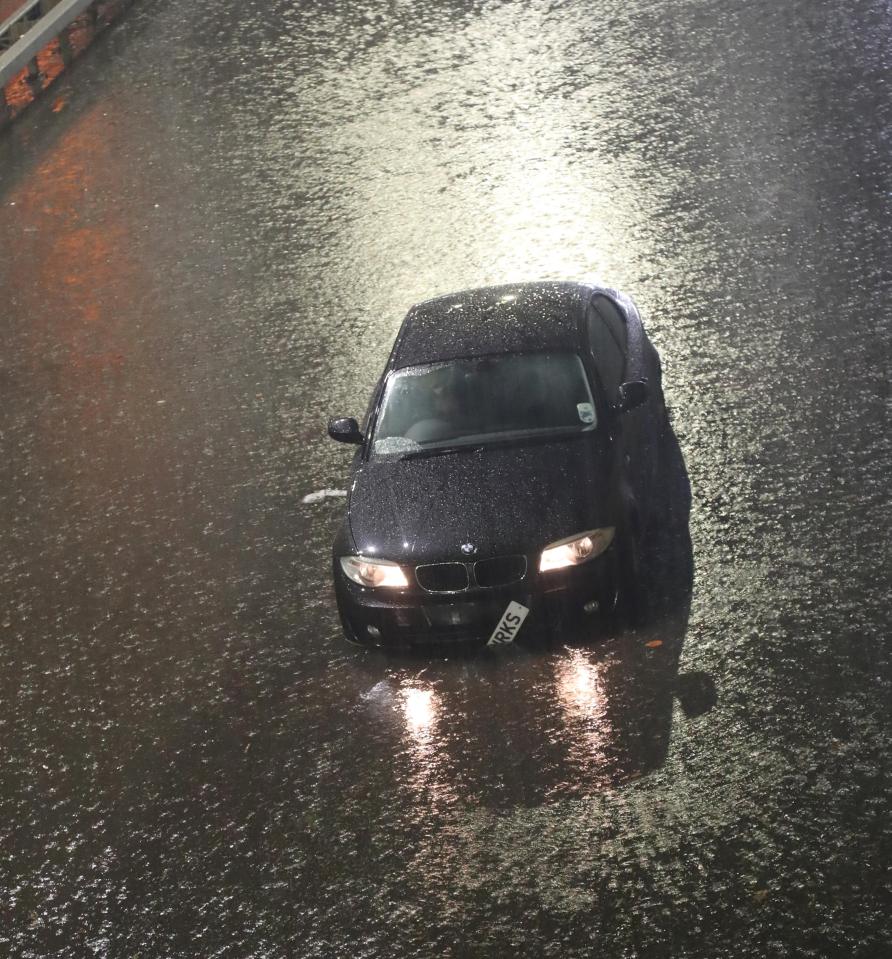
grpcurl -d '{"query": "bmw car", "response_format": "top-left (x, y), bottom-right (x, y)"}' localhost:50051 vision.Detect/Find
top-left (327, 281), bottom-right (668, 648)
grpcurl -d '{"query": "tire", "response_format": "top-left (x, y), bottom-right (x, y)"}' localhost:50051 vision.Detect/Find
top-left (597, 574), bottom-right (621, 634)
top-left (614, 512), bottom-right (646, 627)
top-left (335, 592), bottom-right (372, 648)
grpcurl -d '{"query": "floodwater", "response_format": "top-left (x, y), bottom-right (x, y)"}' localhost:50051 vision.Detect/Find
top-left (0, 0), bottom-right (890, 955)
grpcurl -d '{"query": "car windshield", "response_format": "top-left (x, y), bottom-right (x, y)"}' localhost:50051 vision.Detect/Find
top-left (372, 352), bottom-right (597, 456)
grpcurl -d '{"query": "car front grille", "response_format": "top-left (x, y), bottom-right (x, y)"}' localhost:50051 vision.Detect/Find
top-left (414, 555), bottom-right (527, 593)
top-left (415, 563), bottom-right (470, 593)
top-left (473, 555), bottom-right (527, 588)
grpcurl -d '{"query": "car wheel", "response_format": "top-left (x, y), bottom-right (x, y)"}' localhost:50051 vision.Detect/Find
top-left (614, 512), bottom-right (646, 627)
top-left (646, 429), bottom-right (672, 534)
top-left (339, 616), bottom-right (369, 647)
top-left (335, 594), bottom-right (372, 648)
top-left (597, 577), bottom-right (621, 634)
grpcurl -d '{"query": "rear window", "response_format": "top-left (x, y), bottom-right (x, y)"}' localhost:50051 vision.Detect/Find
top-left (373, 352), bottom-right (597, 456)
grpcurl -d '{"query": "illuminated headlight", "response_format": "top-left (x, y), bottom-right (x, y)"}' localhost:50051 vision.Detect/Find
top-left (340, 556), bottom-right (409, 588)
top-left (539, 528), bottom-right (615, 572)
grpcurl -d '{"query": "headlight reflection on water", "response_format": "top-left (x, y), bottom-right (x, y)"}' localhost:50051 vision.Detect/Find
top-left (555, 651), bottom-right (603, 716)
top-left (400, 686), bottom-right (438, 739)
top-left (397, 683), bottom-right (463, 808)
top-left (554, 649), bottom-right (613, 772)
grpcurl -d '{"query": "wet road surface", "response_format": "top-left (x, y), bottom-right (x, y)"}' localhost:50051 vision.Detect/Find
top-left (0, 0), bottom-right (890, 955)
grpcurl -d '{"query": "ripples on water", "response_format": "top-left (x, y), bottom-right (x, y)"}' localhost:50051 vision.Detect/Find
top-left (0, 0), bottom-right (890, 955)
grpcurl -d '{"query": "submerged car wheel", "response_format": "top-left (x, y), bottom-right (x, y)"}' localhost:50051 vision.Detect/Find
top-left (339, 614), bottom-right (369, 648)
top-left (613, 510), bottom-right (645, 627)
top-left (597, 577), bottom-right (621, 633)
top-left (334, 592), bottom-right (373, 648)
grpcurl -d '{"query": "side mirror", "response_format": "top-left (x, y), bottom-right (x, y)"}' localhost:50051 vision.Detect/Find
top-left (614, 380), bottom-right (649, 414)
top-left (327, 417), bottom-right (364, 445)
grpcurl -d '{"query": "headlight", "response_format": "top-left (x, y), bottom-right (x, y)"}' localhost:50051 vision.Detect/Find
top-left (340, 555), bottom-right (409, 588)
top-left (539, 528), bottom-right (615, 572)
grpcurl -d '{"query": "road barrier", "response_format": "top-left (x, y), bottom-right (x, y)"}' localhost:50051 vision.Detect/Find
top-left (0, 0), bottom-right (130, 128)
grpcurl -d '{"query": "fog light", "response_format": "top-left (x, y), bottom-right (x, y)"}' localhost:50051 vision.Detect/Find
top-left (367, 625), bottom-right (382, 638)
top-left (583, 600), bottom-right (599, 614)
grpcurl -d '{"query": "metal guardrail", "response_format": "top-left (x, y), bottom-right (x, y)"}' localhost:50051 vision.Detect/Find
top-left (0, 2), bottom-right (43, 51)
top-left (0, 0), bottom-right (96, 88)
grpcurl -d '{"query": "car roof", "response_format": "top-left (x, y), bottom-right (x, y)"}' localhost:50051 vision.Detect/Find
top-left (390, 281), bottom-right (590, 369)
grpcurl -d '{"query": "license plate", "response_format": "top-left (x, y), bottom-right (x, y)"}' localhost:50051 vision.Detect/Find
top-left (487, 601), bottom-right (530, 646)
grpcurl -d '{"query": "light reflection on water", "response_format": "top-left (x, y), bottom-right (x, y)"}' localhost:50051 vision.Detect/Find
top-left (259, 1), bottom-right (667, 393)
top-left (553, 649), bottom-right (613, 775)
top-left (395, 680), bottom-right (464, 809)
top-left (384, 639), bottom-right (674, 812)
top-left (554, 649), bottom-right (605, 721)
top-left (552, 649), bottom-right (616, 782)
top-left (400, 684), bottom-right (438, 741)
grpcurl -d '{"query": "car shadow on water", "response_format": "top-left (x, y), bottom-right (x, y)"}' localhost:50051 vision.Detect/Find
top-left (352, 426), bottom-right (717, 808)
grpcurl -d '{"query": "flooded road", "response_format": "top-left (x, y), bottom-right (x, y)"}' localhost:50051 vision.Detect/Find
top-left (1, 0), bottom-right (890, 955)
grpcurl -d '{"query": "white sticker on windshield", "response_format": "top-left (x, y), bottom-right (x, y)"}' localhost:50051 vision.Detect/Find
top-left (577, 402), bottom-right (595, 424)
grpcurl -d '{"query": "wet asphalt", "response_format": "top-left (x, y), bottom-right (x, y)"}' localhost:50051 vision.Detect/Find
top-left (0, 0), bottom-right (890, 956)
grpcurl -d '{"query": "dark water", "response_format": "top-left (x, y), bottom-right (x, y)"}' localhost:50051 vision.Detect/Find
top-left (0, 0), bottom-right (890, 955)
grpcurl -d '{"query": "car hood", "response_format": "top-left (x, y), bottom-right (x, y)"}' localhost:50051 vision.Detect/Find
top-left (347, 436), bottom-right (614, 563)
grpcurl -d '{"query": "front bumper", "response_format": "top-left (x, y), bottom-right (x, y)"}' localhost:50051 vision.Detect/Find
top-left (334, 548), bottom-right (617, 647)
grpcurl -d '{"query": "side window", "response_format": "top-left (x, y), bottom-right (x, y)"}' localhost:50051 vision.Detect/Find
top-left (586, 296), bottom-right (627, 397)
top-left (593, 295), bottom-right (627, 353)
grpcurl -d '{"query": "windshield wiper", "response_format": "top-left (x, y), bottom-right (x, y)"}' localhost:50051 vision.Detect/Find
top-left (399, 444), bottom-right (484, 461)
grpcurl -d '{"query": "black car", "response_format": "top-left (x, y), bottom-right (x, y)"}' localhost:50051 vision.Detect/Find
top-left (327, 281), bottom-right (668, 648)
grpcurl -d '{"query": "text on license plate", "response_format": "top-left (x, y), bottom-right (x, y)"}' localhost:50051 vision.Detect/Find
top-left (487, 601), bottom-right (530, 646)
